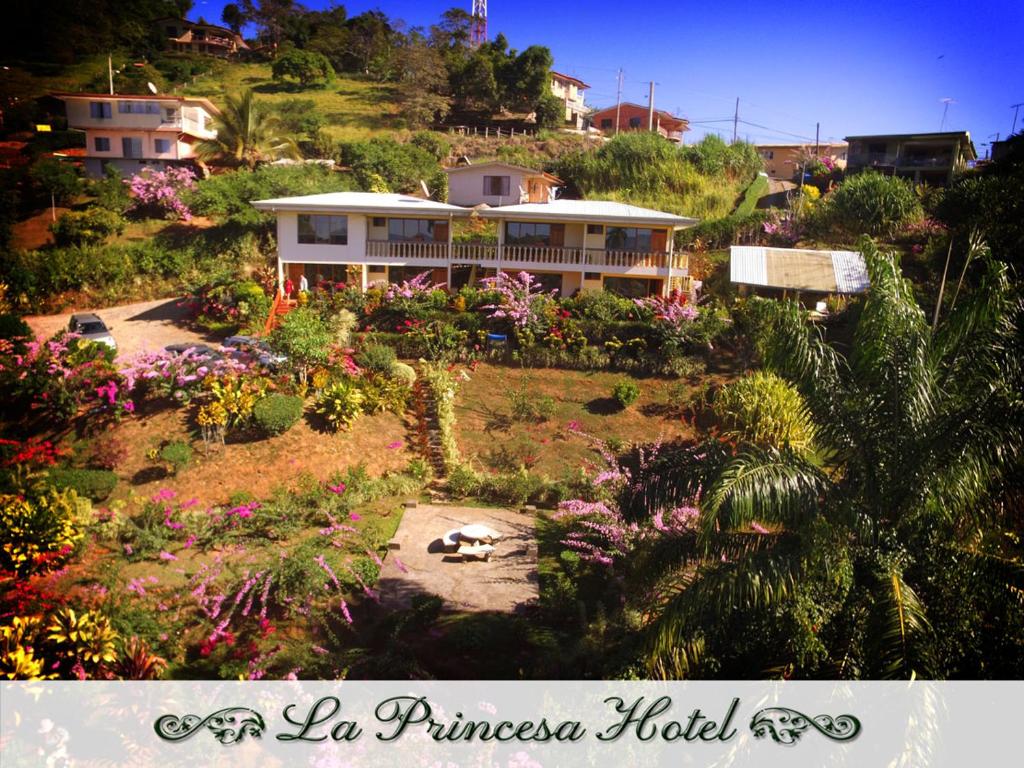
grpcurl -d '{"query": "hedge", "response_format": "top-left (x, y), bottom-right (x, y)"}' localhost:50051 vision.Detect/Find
top-left (253, 394), bottom-right (305, 436)
top-left (47, 467), bottom-right (118, 501)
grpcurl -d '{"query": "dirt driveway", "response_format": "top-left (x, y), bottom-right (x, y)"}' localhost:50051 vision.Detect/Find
top-left (25, 297), bottom-right (219, 360)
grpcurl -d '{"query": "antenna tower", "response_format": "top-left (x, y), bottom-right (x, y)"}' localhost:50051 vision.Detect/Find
top-left (471, 0), bottom-right (488, 47)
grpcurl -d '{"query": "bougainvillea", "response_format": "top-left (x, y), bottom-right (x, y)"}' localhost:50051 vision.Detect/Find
top-left (127, 166), bottom-right (197, 221)
top-left (480, 271), bottom-right (556, 330)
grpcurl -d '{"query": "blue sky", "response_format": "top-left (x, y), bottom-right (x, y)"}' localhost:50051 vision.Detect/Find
top-left (194, 0), bottom-right (1024, 155)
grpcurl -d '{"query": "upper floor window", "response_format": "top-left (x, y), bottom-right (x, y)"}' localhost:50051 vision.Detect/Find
top-left (628, 116), bottom-right (642, 128)
top-left (483, 175), bottom-right (511, 196)
top-left (606, 226), bottom-right (653, 252)
top-left (298, 214), bottom-right (348, 245)
top-left (89, 102), bottom-right (112, 119)
top-left (154, 138), bottom-right (171, 153)
top-left (94, 137), bottom-right (110, 152)
top-left (506, 221), bottom-right (552, 245)
top-left (586, 224), bottom-right (604, 235)
top-left (388, 218), bottom-right (443, 242)
top-left (118, 101), bottom-right (160, 114)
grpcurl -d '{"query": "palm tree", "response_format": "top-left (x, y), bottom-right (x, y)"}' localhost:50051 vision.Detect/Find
top-left (624, 240), bottom-right (1023, 679)
top-left (195, 90), bottom-right (300, 170)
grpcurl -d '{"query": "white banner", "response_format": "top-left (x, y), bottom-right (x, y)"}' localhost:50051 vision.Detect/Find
top-left (1, 680), bottom-right (1020, 767)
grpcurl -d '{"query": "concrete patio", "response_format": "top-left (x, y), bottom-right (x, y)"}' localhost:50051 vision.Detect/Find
top-left (377, 504), bottom-right (539, 613)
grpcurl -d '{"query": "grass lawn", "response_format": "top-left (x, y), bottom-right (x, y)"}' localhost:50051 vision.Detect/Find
top-left (454, 363), bottom-right (704, 478)
top-left (182, 62), bottom-right (404, 142)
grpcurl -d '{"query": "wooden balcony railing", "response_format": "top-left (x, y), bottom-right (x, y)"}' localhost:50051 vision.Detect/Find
top-left (358, 240), bottom-right (685, 272)
top-left (366, 240), bottom-right (449, 260)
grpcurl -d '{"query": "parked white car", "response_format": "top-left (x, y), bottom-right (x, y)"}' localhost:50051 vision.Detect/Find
top-left (68, 313), bottom-right (116, 350)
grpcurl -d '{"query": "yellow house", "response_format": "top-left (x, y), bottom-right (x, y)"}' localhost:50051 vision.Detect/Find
top-left (756, 142), bottom-right (848, 179)
top-left (549, 71), bottom-right (590, 129)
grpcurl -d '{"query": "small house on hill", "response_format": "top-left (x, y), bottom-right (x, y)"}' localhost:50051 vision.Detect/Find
top-left (444, 161), bottom-right (564, 207)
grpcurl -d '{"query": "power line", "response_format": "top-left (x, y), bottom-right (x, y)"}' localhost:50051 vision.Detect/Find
top-left (737, 119), bottom-right (816, 142)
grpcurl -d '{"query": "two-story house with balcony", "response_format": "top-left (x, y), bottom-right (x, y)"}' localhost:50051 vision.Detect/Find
top-left (589, 103), bottom-right (690, 144)
top-left (444, 161), bottom-right (563, 207)
top-left (156, 17), bottom-right (250, 57)
top-left (251, 193), bottom-right (696, 299)
top-left (550, 71), bottom-right (590, 129)
top-left (844, 131), bottom-right (976, 185)
top-left (55, 93), bottom-right (220, 178)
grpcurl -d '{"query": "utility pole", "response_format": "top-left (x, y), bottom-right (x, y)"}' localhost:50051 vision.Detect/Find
top-left (1011, 102), bottom-right (1023, 135)
top-left (732, 97), bottom-right (739, 143)
top-left (815, 122), bottom-right (820, 156)
top-left (108, 54), bottom-right (114, 95)
top-left (614, 69), bottom-right (623, 136)
top-left (647, 81), bottom-right (655, 131)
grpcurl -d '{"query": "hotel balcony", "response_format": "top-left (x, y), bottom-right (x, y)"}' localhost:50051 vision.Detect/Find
top-left (364, 240), bottom-right (685, 276)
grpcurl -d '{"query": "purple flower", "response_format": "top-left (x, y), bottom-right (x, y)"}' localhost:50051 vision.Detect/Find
top-left (159, 551), bottom-right (178, 561)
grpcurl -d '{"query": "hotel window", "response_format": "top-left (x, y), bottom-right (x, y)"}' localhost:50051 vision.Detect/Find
top-left (154, 139), bottom-right (170, 153)
top-left (605, 226), bottom-right (653, 252)
top-left (121, 137), bottom-right (143, 159)
top-left (586, 224), bottom-right (603, 235)
top-left (89, 102), bottom-right (112, 119)
top-left (118, 101), bottom-right (158, 114)
top-left (297, 214), bottom-right (348, 245)
top-left (483, 175), bottom-right (511, 196)
top-left (388, 219), bottom-right (442, 242)
top-left (505, 221), bottom-right (552, 245)
top-left (94, 137), bottom-right (110, 152)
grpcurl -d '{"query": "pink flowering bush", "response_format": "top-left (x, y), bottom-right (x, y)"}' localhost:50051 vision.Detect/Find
top-left (120, 348), bottom-right (251, 405)
top-left (480, 271), bottom-right (557, 331)
top-left (0, 333), bottom-right (131, 421)
top-left (127, 166), bottom-right (197, 221)
top-left (383, 271), bottom-right (443, 303)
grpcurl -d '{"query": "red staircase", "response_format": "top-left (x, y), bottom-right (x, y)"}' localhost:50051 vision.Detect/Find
top-left (262, 291), bottom-right (298, 336)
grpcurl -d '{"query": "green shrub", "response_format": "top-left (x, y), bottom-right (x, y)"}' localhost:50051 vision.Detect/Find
top-left (339, 137), bottom-right (439, 194)
top-left (159, 441), bottom-right (193, 474)
top-left (46, 467), bottom-right (118, 501)
top-left (409, 131), bottom-right (450, 161)
top-left (392, 361), bottom-right (417, 385)
top-left (508, 385), bottom-right (556, 423)
top-left (828, 171), bottom-right (922, 238)
top-left (51, 208), bottom-right (126, 246)
top-left (712, 371), bottom-right (816, 453)
top-left (356, 343), bottom-right (397, 375)
top-left (357, 375), bottom-right (410, 415)
top-left (253, 394), bottom-right (304, 436)
top-left (0, 314), bottom-right (31, 342)
top-left (612, 379), bottom-right (641, 408)
top-left (315, 379), bottom-right (365, 431)
top-left (446, 464), bottom-right (481, 498)
top-left (91, 164), bottom-right (132, 214)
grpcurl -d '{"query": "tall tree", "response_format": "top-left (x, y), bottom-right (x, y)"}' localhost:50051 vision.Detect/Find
top-left (395, 36), bottom-right (451, 129)
top-left (194, 90), bottom-right (300, 169)
top-left (221, 3), bottom-right (245, 34)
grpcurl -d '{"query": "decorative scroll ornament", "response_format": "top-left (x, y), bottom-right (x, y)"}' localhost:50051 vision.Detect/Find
top-left (750, 707), bottom-right (861, 745)
top-left (154, 708), bottom-right (266, 744)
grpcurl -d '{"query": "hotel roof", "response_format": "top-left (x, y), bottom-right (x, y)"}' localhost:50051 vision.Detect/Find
top-left (250, 192), bottom-right (471, 216)
top-left (478, 199), bottom-right (698, 228)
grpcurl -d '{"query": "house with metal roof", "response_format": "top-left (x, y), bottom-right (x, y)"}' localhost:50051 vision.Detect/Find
top-left (252, 193), bottom-right (698, 298)
top-left (730, 246), bottom-right (869, 301)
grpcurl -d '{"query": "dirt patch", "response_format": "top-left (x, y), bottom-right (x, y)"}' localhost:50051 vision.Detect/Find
top-left (455, 363), bottom-right (698, 477)
top-left (12, 206), bottom-right (70, 250)
top-left (97, 407), bottom-right (416, 509)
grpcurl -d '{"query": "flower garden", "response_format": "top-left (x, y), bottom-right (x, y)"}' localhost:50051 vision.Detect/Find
top-left (4, 244), bottom-right (1020, 681)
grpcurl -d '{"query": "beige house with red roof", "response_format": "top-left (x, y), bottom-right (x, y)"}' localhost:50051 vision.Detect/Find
top-left (55, 93), bottom-right (219, 178)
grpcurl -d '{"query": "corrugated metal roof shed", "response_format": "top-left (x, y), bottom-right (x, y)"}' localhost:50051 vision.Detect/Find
top-left (729, 246), bottom-right (869, 294)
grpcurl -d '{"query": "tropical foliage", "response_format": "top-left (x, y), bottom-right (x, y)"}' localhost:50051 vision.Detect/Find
top-left (612, 240), bottom-right (1023, 679)
top-left (195, 90), bottom-right (301, 170)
